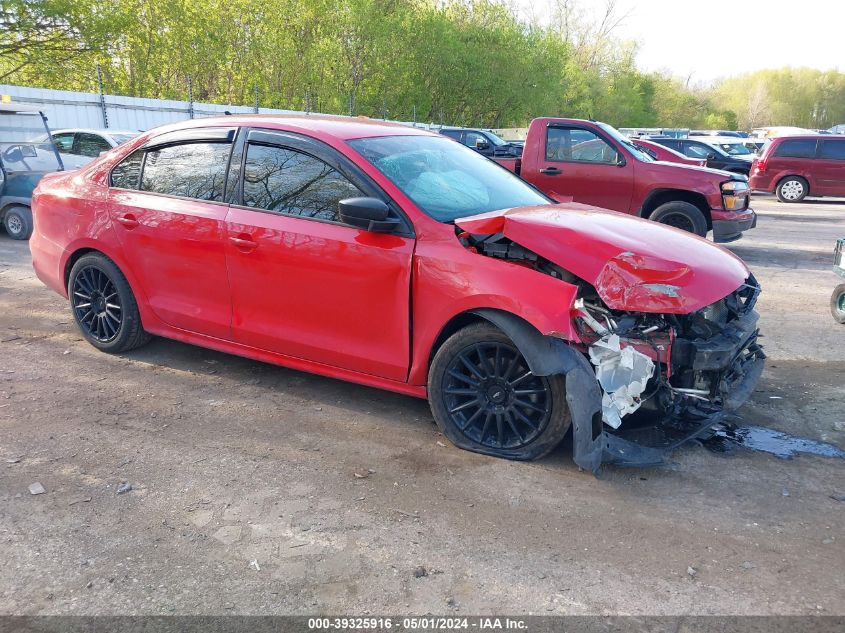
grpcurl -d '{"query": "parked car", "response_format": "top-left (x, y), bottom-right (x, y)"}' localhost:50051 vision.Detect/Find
top-left (492, 118), bottom-right (756, 243)
top-left (0, 102), bottom-right (87, 240)
top-left (649, 137), bottom-right (753, 175)
top-left (631, 138), bottom-right (706, 167)
top-left (30, 115), bottom-right (765, 472)
top-left (47, 128), bottom-right (138, 161)
top-left (440, 127), bottom-right (523, 158)
top-left (690, 130), bottom-right (747, 138)
top-left (749, 135), bottom-right (845, 202)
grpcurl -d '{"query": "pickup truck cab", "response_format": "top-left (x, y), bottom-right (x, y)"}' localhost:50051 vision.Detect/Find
top-left (495, 118), bottom-right (756, 243)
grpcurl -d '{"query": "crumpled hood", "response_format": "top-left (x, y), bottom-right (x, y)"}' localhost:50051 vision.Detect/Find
top-left (455, 204), bottom-right (750, 314)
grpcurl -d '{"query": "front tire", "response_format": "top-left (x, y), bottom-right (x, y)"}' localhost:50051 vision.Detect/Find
top-left (649, 201), bottom-right (708, 237)
top-left (428, 322), bottom-right (571, 461)
top-left (832, 284), bottom-right (845, 324)
top-left (68, 253), bottom-right (151, 353)
top-left (776, 176), bottom-right (808, 203)
top-left (3, 206), bottom-right (32, 240)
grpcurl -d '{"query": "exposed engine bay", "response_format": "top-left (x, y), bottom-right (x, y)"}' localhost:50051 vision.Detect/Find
top-left (459, 228), bottom-right (766, 469)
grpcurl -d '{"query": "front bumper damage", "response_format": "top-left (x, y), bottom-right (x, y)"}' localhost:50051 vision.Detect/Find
top-left (570, 280), bottom-right (765, 473)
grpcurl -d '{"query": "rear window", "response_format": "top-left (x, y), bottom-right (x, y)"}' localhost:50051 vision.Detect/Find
top-left (819, 139), bottom-right (845, 160)
top-left (773, 139), bottom-right (817, 158)
top-left (140, 142), bottom-right (231, 201)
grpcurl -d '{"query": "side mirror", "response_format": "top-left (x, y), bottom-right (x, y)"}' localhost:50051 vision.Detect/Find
top-left (615, 153), bottom-right (627, 167)
top-left (338, 197), bottom-right (400, 233)
top-left (474, 139), bottom-right (491, 152)
top-left (706, 152), bottom-right (716, 160)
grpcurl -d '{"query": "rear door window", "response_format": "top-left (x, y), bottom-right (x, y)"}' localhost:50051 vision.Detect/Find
top-left (773, 139), bottom-right (818, 158)
top-left (140, 142), bottom-right (231, 201)
top-left (819, 140), bottom-right (845, 160)
top-left (242, 144), bottom-right (363, 222)
top-left (75, 133), bottom-right (112, 158)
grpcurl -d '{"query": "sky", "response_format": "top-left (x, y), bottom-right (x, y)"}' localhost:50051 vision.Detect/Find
top-left (511, 0), bottom-right (844, 84)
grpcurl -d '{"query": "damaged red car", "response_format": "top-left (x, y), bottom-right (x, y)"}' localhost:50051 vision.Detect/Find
top-left (30, 116), bottom-right (765, 472)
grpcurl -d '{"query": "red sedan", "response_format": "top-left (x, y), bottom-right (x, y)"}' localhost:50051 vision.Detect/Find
top-left (30, 116), bottom-right (764, 472)
top-left (632, 138), bottom-right (707, 167)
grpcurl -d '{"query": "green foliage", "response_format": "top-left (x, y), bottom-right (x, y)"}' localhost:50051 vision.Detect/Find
top-left (2, 0), bottom-right (843, 129)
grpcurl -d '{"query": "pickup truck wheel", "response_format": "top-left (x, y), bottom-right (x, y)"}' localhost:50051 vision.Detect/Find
top-left (832, 284), bottom-right (845, 324)
top-left (68, 253), bottom-right (151, 353)
top-left (3, 206), bottom-right (33, 240)
top-left (649, 201), bottom-right (708, 237)
top-left (428, 322), bottom-right (571, 461)
top-left (776, 176), bottom-right (808, 203)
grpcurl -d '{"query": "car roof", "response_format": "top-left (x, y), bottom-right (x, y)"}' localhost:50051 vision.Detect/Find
top-left (51, 128), bottom-right (140, 135)
top-left (693, 136), bottom-right (751, 144)
top-left (0, 102), bottom-right (42, 114)
top-left (769, 134), bottom-right (839, 141)
top-left (144, 115), bottom-right (436, 142)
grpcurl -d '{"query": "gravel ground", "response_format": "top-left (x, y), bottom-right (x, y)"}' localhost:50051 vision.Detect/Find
top-left (1, 195), bottom-right (843, 615)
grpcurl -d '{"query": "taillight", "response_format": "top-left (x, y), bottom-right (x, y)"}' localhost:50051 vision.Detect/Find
top-left (755, 157), bottom-right (767, 174)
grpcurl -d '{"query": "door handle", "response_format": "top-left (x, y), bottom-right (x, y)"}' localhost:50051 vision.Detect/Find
top-left (540, 167), bottom-right (562, 175)
top-left (229, 235), bottom-right (258, 250)
top-left (116, 214), bottom-right (139, 229)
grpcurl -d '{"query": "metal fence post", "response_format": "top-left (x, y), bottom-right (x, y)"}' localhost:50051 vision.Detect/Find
top-left (254, 85), bottom-right (259, 114)
top-left (305, 90), bottom-right (311, 115)
top-left (412, 105), bottom-right (416, 127)
top-left (96, 64), bottom-right (109, 128)
top-left (187, 77), bottom-right (195, 119)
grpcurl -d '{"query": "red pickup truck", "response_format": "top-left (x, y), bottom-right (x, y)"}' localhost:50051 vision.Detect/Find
top-left (494, 118), bottom-right (756, 243)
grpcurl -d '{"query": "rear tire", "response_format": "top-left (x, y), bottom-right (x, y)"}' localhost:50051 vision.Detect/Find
top-left (649, 201), bottom-right (708, 237)
top-left (832, 283), bottom-right (845, 325)
top-left (775, 176), bottom-right (808, 203)
top-left (68, 253), bottom-right (151, 353)
top-left (3, 206), bottom-right (32, 240)
top-left (428, 322), bottom-right (571, 461)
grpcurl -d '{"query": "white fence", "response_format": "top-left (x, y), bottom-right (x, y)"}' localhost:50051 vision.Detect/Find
top-left (0, 84), bottom-right (305, 132)
top-left (0, 84), bottom-right (442, 134)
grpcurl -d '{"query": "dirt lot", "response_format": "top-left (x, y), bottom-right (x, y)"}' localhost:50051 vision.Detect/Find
top-left (1, 195), bottom-right (844, 616)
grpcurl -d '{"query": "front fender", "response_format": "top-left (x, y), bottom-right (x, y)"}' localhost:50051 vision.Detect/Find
top-left (470, 309), bottom-right (605, 472)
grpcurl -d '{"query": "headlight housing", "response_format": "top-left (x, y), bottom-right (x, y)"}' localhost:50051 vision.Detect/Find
top-left (721, 180), bottom-right (749, 211)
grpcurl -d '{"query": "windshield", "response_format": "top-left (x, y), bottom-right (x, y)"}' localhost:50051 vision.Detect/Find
top-left (348, 135), bottom-right (550, 222)
top-left (0, 112), bottom-right (47, 143)
top-left (715, 142), bottom-right (754, 156)
top-left (598, 122), bottom-right (654, 162)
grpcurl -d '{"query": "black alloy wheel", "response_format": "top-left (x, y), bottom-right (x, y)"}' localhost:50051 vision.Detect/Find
top-left (72, 265), bottom-right (123, 343)
top-left (67, 253), bottom-right (150, 353)
top-left (428, 322), bottom-right (571, 461)
top-left (443, 341), bottom-right (553, 450)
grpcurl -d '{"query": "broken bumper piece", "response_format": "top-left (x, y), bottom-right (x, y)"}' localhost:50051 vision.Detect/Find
top-left (572, 309), bottom-right (765, 474)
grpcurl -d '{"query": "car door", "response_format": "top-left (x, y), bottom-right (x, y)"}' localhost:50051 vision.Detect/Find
top-left (817, 139), bottom-right (845, 195)
top-left (224, 129), bottom-right (414, 381)
top-left (533, 124), bottom-right (634, 211)
top-left (107, 128), bottom-right (235, 339)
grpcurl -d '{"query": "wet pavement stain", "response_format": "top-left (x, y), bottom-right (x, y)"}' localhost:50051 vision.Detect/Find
top-left (703, 424), bottom-right (845, 460)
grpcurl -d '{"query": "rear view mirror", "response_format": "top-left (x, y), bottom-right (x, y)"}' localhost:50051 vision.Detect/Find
top-left (338, 197), bottom-right (400, 232)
